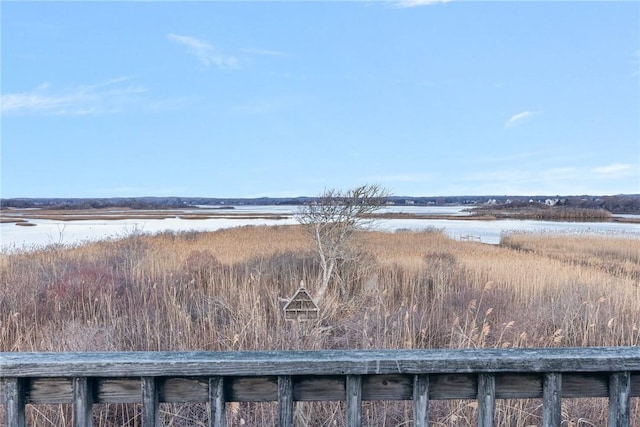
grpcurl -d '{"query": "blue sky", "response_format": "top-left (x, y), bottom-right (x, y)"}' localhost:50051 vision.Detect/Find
top-left (1, 1), bottom-right (639, 198)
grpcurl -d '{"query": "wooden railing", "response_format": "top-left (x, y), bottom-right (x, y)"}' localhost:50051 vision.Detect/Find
top-left (2, 347), bottom-right (639, 426)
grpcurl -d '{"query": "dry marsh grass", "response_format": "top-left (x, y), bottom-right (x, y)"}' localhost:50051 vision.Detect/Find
top-left (0, 208), bottom-right (291, 224)
top-left (1, 225), bottom-right (638, 425)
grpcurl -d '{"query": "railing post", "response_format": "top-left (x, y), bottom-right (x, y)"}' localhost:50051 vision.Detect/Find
top-left (413, 374), bottom-right (429, 427)
top-left (4, 378), bottom-right (26, 427)
top-left (542, 372), bottom-right (562, 427)
top-left (477, 373), bottom-right (495, 427)
top-left (73, 377), bottom-right (93, 427)
top-left (278, 375), bottom-right (293, 427)
top-left (142, 377), bottom-right (160, 427)
top-left (209, 376), bottom-right (226, 427)
top-left (346, 374), bottom-right (362, 427)
top-left (608, 371), bottom-right (631, 427)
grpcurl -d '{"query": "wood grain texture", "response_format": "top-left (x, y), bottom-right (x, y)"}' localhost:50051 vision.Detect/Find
top-left (477, 373), bottom-right (495, 427)
top-left (609, 371), bottom-right (631, 427)
top-left (3, 377), bottom-right (26, 427)
top-left (73, 377), bottom-right (93, 427)
top-left (1, 347), bottom-right (638, 427)
top-left (141, 377), bottom-right (159, 427)
top-left (346, 375), bottom-right (362, 427)
top-left (3, 347), bottom-right (638, 377)
top-left (209, 376), bottom-right (226, 427)
top-left (278, 376), bottom-right (293, 427)
top-left (413, 374), bottom-right (429, 427)
top-left (542, 372), bottom-right (561, 427)
top-left (6, 371), bottom-right (639, 404)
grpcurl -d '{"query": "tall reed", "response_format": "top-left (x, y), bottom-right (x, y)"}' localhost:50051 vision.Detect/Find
top-left (1, 226), bottom-right (638, 425)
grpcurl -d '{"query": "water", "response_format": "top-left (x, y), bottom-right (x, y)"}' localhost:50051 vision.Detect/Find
top-left (2, 206), bottom-right (639, 251)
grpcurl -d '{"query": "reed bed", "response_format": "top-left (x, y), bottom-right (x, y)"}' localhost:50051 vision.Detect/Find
top-left (1, 225), bottom-right (638, 425)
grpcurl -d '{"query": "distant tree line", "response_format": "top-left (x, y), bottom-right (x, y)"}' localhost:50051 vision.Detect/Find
top-left (2, 194), bottom-right (639, 213)
top-left (0, 197), bottom-right (195, 210)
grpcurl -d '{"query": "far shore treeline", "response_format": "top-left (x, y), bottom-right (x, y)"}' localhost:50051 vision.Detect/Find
top-left (2, 194), bottom-right (640, 214)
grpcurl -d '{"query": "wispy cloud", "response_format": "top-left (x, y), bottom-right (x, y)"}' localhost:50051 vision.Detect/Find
top-left (395, 0), bottom-right (453, 7)
top-left (460, 161), bottom-right (637, 195)
top-left (242, 48), bottom-right (289, 58)
top-left (504, 110), bottom-right (540, 128)
top-left (1, 77), bottom-right (146, 116)
top-left (167, 33), bottom-right (240, 69)
top-left (593, 163), bottom-right (634, 177)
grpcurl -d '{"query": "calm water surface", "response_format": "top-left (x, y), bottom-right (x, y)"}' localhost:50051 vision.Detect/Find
top-left (2, 206), bottom-right (639, 251)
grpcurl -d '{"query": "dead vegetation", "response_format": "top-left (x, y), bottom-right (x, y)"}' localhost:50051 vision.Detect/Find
top-left (1, 226), bottom-right (638, 425)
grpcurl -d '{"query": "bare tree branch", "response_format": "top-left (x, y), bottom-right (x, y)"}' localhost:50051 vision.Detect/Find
top-left (297, 184), bottom-right (391, 301)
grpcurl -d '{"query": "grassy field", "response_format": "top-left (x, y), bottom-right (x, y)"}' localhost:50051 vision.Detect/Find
top-left (1, 225), bottom-right (638, 425)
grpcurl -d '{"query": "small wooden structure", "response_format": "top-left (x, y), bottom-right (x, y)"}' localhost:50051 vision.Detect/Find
top-left (283, 281), bottom-right (319, 321)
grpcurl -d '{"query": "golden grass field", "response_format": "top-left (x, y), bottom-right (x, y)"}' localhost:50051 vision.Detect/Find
top-left (1, 225), bottom-right (638, 425)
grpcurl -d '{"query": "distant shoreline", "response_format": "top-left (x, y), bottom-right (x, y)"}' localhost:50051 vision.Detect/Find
top-left (2, 194), bottom-right (640, 214)
top-left (2, 206), bottom-right (639, 226)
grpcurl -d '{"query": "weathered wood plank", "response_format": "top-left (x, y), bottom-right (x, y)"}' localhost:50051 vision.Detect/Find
top-left (346, 375), bottom-right (362, 427)
top-left (278, 376), bottom-right (293, 427)
top-left (3, 347), bottom-right (638, 377)
top-left (362, 374), bottom-right (411, 400)
top-left (413, 374), bottom-right (429, 427)
top-left (3, 377), bottom-right (26, 427)
top-left (73, 377), bottom-right (93, 427)
top-left (141, 377), bottom-right (159, 427)
top-left (14, 371), bottom-right (638, 404)
top-left (562, 373), bottom-right (607, 397)
top-left (209, 376), bottom-right (226, 427)
top-left (477, 373), bottom-right (495, 427)
top-left (161, 377), bottom-right (208, 403)
top-left (542, 372), bottom-right (561, 427)
top-left (294, 376), bottom-right (345, 400)
top-left (632, 372), bottom-right (640, 397)
top-left (609, 371), bottom-right (630, 427)
top-left (28, 378), bottom-right (73, 403)
top-left (495, 373), bottom-right (541, 398)
top-left (97, 378), bottom-right (141, 403)
top-left (430, 373), bottom-right (476, 399)
top-left (228, 376), bottom-right (278, 402)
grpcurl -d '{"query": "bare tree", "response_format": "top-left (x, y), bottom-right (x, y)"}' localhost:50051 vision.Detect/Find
top-left (297, 184), bottom-right (391, 302)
